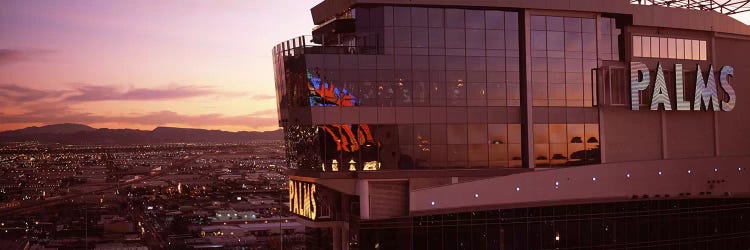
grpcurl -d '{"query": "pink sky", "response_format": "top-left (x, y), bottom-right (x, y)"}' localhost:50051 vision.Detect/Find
top-left (0, 0), bottom-right (319, 131)
top-left (2, 1), bottom-right (750, 132)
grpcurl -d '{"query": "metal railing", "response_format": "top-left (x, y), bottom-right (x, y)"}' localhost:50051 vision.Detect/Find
top-left (272, 35), bottom-right (381, 57)
top-left (631, 0), bottom-right (750, 15)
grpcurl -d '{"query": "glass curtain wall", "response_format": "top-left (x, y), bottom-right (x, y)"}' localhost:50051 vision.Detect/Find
top-left (528, 15), bottom-right (614, 167)
top-left (296, 7), bottom-right (525, 170)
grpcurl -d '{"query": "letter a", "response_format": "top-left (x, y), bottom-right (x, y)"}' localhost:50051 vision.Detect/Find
top-left (650, 63), bottom-right (672, 110)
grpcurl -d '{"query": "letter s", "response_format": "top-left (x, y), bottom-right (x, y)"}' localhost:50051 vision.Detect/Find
top-left (720, 66), bottom-right (736, 111)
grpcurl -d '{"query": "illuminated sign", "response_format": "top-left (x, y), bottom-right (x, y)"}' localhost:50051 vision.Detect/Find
top-left (630, 62), bottom-right (736, 111)
top-left (289, 180), bottom-right (318, 220)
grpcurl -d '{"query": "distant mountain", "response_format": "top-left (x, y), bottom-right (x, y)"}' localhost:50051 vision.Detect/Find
top-left (0, 124), bottom-right (283, 144)
top-left (2, 123), bottom-right (96, 136)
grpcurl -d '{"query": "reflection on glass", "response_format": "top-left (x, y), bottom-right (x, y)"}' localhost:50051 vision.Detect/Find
top-left (534, 123), bottom-right (600, 167)
top-left (280, 7), bottom-right (527, 172)
top-left (307, 70), bottom-right (359, 107)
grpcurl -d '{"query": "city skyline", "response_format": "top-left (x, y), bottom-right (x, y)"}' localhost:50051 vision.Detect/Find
top-left (0, 0), bottom-right (319, 132)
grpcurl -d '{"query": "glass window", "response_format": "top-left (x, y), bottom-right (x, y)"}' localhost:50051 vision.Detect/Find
top-left (505, 30), bottom-right (519, 50)
top-left (412, 27), bottom-right (428, 48)
top-left (413, 82), bottom-right (429, 105)
top-left (467, 83), bottom-right (487, 104)
top-left (531, 16), bottom-right (546, 31)
top-left (411, 7), bottom-right (428, 27)
top-left (428, 8), bottom-right (443, 27)
top-left (466, 29), bottom-right (486, 49)
top-left (486, 57), bottom-right (505, 71)
top-left (447, 124), bottom-right (467, 144)
top-left (546, 31), bottom-right (565, 51)
top-left (659, 37), bottom-right (668, 58)
top-left (699, 40), bottom-right (707, 60)
top-left (487, 82), bottom-right (506, 102)
top-left (383, 6), bottom-right (393, 27)
top-left (445, 9), bottom-right (465, 28)
top-left (691, 40), bottom-right (701, 60)
top-left (447, 144), bottom-right (468, 163)
top-left (642, 36), bottom-right (651, 57)
top-left (582, 19), bottom-right (595, 33)
top-left (546, 16), bottom-right (564, 31)
top-left (504, 12), bottom-right (518, 30)
top-left (466, 57), bottom-right (486, 71)
top-left (394, 7), bottom-right (411, 26)
top-left (531, 31), bottom-right (547, 51)
top-left (446, 56), bottom-right (466, 70)
top-left (468, 124), bottom-right (487, 144)
top-left (485, 11), bottom-right (504, 29)
top-left (430, 82), bottom-right (447, 106)
top-left (651, 37), bottom-right (660, 58)
top-left (565, 32), bottom-right (582, 52)
top-left (684, 39), bottom-right (692, 59)
top-left (564, 17), bottom-right (581, 32)
top-left (445, 29), bottom-right (466, 48)
top-left (428, 27), bottom-right (445, 48)
top-left (465, 10), bottom-right (485, 29)
top-left (394, 27), bottom-right (411, 48)
top-left (676, 39), bottom-right (685, 59)
top-left (486, 30), bottom-right (505, 50)
top-left (582, 33), bottom-right (596, 53)
top-left (633, 36), bottom-right (642, 57)
top-left (531, 57), bottom-right (547, 72)
top-left (668, 38), bottom-right (677, 59)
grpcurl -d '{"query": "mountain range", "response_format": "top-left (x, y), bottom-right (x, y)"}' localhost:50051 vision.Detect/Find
top-left (0, 123), bottom-right (283, 144)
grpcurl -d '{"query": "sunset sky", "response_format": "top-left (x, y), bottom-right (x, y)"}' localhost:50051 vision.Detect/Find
top-left (2, 1), bottom-right (750, 132)
top-left (0, 0), bottom-right (319, 132)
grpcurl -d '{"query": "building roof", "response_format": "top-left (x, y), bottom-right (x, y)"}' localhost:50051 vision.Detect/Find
top-left (632, 0), bottom-right (750, 15)
top-left (310, 0), bottom-right (750, 36)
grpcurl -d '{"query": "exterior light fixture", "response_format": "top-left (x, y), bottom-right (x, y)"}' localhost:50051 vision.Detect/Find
top-left (688, 170), bottom-right (692, 174)
top-left (658, 171), bottom-right (663, 176)
top-left (430, 201), bottom-right (435, 206)
top-left (592, 177), bottom-right (597, 181)
top-left (626, 173), bottom-right (631, 178)
top-left (474, 194), bottom-right (479, 198)
top-left (515, 187), bottom-right (520, 192)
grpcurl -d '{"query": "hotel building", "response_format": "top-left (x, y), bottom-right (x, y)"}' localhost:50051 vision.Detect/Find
top-left (272, 0), bottom-right (750, 249)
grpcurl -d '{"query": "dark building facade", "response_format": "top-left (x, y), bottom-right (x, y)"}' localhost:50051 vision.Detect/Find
top-left (273, 0), bottom-right (750, 249)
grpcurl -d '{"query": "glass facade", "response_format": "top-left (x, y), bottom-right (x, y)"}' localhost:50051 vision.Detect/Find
top-left (273, 8), bottom-right (624, 171)
top-left (528, 15), bottom-right (613, 167)
top-left (276, 7), bottom-right (525, 171)
top-left (359, 198), bottom-right (750, 250)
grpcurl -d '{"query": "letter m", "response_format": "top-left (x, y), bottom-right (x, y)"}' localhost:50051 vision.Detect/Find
top-left (694, 64), bottom-right (719, 111)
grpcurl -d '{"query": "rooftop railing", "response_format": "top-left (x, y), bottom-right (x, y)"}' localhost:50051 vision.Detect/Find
top-left (272, 35), bottom-right (380, 57)
top-left (631, 0), bottom-right (750, 15)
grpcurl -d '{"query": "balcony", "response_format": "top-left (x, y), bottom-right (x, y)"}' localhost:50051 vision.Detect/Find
top-left (272, 35), bottom-right (380, 58)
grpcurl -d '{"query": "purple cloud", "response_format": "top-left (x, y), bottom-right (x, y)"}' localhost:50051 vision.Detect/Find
top-left (0, 84), bottom-right (67, 102)
top-left (65, 84), bottom-right (219, 102)
top-left (0, 49), bottom-right (55, 65)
